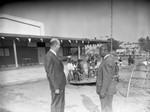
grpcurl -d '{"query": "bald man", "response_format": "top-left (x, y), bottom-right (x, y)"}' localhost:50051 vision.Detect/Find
top-left (44, 38), bottom-right (66, 112)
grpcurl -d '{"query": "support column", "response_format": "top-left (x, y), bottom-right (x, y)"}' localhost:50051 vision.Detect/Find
top-left (78, 46), bottom-right (80, 59)
top-left (13, 39), bottom-right (18, 67)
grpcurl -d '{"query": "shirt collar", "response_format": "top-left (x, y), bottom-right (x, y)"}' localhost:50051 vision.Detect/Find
top-left (104, 54), bottom-right (110, 59)
top-left (50, 49), bottom-right (56, 56)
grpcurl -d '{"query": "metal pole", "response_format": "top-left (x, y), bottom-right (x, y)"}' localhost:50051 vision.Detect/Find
top-left (13, 39), bottom-right (18, 67)
top-left (78, 46), bottom-right (80, 59)
top-left (111, 0), bottom-right (113, 53)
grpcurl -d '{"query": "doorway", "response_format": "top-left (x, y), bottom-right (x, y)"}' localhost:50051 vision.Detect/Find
top-left (37, 47), bottom-right (45, 64)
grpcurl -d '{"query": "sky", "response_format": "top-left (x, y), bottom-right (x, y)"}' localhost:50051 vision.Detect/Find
top-left (0, 0), bottom-right (150, 42)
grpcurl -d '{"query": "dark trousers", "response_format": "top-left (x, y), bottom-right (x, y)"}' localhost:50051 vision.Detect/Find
top-left (99, 95), bottom-right (113, 112)
top-left (73, 71), bottom-right (79, 81)
top-left (51, 89), bottom-right (65, 112)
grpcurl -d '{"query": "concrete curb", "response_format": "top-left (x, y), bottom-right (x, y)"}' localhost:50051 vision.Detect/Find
top-left (0, 78), bottom-right (47, 87)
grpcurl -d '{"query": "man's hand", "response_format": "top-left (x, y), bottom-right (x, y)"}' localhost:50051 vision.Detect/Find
top-left (100, 92), bottom-right (106, 98)
top-left (55, 89), bottom-right (60, 94)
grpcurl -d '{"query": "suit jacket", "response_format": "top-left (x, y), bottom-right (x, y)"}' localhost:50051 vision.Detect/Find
top-left (96, 54), bottom-right (117, 95)
top-left (44, 50), bottom-right (66, 92)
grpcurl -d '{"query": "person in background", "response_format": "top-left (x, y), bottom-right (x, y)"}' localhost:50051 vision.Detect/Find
top-left (88, 62), bottom-right (93, 77)
top-left (67, 59), bottom-right (72, 71)
top-left (114, 62), bottom-right (120, 82)
top-left (93, 60), bottom-right (98, 78)
top-left (67, 59), bottom-right (74, 82)
top-left (44, 38), bottom-right (66, 112)
top-left (118, 56), bottom-right (122, 67)
top-left (73, 60), bottom-right (77, 69)
top-left (128, 55), bottom-right (132, 66)
top-left (96, 44), bottom-right (117, 112)
top-left (77, 59), bottom-right (85, 80)
top-left (72, 60), bottom-right (79, 81)
top-left (77, 59), bottom-right (84, 74)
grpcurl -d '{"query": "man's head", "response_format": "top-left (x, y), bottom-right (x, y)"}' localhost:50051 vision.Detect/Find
top-left (99, 44), bottom-right (110, 58)
top-left (50, 38), bottom-right (60, 52)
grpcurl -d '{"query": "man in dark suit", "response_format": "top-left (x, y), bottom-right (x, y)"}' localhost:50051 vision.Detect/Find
top-left (96, 44), bottom-right (117, 112)
top-left (44, 38), bottom-right (66, 112)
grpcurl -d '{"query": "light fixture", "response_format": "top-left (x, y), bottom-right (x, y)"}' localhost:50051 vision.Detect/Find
top-left (16, 38), bottom-right (20, 41)
top-left (1, 37), bottom-right (5, 39)
top-left (28, 38), bottom-right (31, 43)
top-left (40, 38), bottom-right (43, 42)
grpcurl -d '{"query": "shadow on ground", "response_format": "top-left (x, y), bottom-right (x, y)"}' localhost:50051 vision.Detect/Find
top-left (81, 94), bottom-right (100, 112)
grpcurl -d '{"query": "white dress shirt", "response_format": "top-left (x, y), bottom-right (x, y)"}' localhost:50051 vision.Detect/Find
top-left (104, 54), bottom-right (110, 59)
top-left (50, 49), bottom-right (56, 56)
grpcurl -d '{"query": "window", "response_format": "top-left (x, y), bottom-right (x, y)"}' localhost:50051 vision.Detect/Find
top-left (0, 48), bottom-right (4, 56)
top-left (4, 48), bottom-right (10, 56)
top-left (0, 48), bottom-right (10, 56)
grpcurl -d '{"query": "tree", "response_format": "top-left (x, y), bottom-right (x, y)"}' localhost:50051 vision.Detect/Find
top-left (146, 36), bottom-right (150, 51)
top-left (138, 36), bottom-right (150, 52)
top-left (107, 38), bottom-right (122, 51)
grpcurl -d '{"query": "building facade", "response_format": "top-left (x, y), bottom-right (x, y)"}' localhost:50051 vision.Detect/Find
top-left (0, 14), bottom-right (108, 67)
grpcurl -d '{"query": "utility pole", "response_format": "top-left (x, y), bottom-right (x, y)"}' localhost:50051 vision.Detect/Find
top-left (111, 0), bottom-right (113, 53)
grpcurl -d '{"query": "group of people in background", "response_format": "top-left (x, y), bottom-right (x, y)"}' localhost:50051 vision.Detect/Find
top-left (67, 58), bottom-right (84, 82)
top-left (86, 55), bottom-right (99, 78)
top-left (67, 52), bottom-right (100, 82)
top-left (117, 54), bottom-right (135, 67)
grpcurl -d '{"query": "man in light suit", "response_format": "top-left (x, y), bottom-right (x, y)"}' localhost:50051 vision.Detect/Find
top-left (44, 38), bottom-right (66, 112)
top-left (96, 44), bottom-right (117, 112)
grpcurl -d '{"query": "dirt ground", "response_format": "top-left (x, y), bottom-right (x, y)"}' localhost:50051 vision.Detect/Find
top-left (0, 67), bottom-right (149, 112)
top-left (0, 57), bottom-right (150, 112)
top-left (113, 64), bottom-right (150, 112)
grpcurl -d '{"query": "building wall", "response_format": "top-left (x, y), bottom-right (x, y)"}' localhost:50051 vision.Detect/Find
top-left (0, 14), bottom-right (45, 35)
top-left (0, 14), bottom-right (46, 67)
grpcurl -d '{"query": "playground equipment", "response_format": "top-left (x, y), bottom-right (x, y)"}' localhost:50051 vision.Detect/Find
top-left (68, 68), bottom-right (96, 85)
top-left (67, 61), bottom-right (97, 85)
top-left (126, 57), bottom-right (150, 97)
